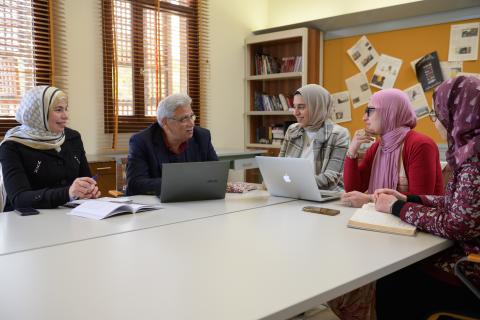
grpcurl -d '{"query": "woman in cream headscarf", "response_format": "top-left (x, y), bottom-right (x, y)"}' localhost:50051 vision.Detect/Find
top-left (0, 86), bottom-right (100, 211)
top-left (279, 84), bottom-right (349, 190)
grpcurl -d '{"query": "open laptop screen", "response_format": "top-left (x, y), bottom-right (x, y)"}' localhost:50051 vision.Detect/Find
top-left (160, 161), bottom-right (229, 203)
top-left (256, 156), bottom-right (341, 202)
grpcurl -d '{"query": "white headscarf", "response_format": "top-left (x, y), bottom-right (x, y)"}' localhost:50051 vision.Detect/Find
top-left (2, 86), bottom-right (66, 151)
top-left (296, 84), bottom-right (333, 132)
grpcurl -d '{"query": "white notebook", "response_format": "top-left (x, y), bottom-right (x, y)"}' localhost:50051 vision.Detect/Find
top-left (348, 203), bottom-right (417, 236)
top-left (68, 200), bottom-right (162, 220)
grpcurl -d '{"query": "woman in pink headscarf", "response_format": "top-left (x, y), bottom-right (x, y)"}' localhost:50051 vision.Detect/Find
top-left (373, 76), bottom-right (480, 318)
top-left (341, 88), bottom-right (444, 208)
top-left (328, 89), bottom-right (444, 320)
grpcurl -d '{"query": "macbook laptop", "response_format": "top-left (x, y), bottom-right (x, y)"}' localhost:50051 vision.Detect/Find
top-left (255, 156), bottom-right (342, 202)
top-left (160, 161), bottom-right (229, 203)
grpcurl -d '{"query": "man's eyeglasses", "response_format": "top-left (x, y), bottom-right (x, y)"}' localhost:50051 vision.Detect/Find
top-left (169, 113), bottom-right (196, 123)
top-left (428, 110), bottom-right (438, 122)
top-left (364, 107), bottom-right (376, 117)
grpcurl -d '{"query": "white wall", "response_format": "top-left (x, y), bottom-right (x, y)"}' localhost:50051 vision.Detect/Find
top-left (64, 0), bottom-right (103, 154)
top-left (62, 0), bottom-right (420, 154)
top-left (266, 0), bottom-right (422, 28)
top-left (206, 0), bottom-right (268, 149)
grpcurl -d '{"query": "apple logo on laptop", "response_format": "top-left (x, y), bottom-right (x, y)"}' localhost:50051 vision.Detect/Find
top-left (283, 173), bottom-right (292, 183)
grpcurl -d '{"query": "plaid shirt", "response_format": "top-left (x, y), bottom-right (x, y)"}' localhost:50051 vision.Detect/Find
top-left (279, 120), bottom-right (349, 190)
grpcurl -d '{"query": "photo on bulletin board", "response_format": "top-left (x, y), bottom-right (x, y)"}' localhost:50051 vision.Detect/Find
top-left (331, 91), bottom-right (352, 123)
top-left (345, 72), bottom-right (372, 109)
top-left (404, 83), bottom-right (430, 119)
top-left (448, 22), bottom-right (480, 61)
top-left (370, 54), bottom-right (403, 89)
top-left (347, 35), bottom-right (379, 73)
top-left (440, 61), bottom-right (463, 79)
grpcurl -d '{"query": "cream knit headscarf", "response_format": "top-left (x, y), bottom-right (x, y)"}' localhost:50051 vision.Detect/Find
top-left (295, 84), bottom-right (333, 131)
top-left (2, 86), bottom-right (66, 152)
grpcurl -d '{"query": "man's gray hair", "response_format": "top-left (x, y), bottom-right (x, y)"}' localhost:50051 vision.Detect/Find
top-left (157, 93), bottom-right (192, 126)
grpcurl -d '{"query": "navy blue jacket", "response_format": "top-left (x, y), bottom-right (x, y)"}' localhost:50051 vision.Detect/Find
top-left (126, 123), bottom-right (218, 196)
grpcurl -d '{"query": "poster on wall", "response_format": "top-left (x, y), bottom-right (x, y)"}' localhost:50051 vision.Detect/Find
top-left (448, 22), bottom-right (480, 61)
top-left (404, 83), bottom-right (429, 119)
top-left (331, 91), bottom-right (352, 123)
top-left (415, 52), bottom-right (444, 91)
top-left (370, 54), bottom-right (403, 89)
top-left (345, 73), bottom-right (372, 109)
top-left (440, 61), bottom-right (463, 80)
top-left (347, 35), bottom-right (379, 73)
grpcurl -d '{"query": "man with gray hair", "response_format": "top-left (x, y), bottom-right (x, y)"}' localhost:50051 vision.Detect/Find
top-left (126, 93), bottom-right (218, 196)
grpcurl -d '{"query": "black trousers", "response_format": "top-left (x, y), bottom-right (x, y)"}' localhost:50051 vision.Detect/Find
top-left (376, 263), bottom-right (480, 320)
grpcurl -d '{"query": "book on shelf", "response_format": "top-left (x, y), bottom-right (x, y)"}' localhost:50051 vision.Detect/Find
top-left (254, 54), bottom-right (280, 75)
top-left (253, 92), bottom-right (293, 111)
top-left (347, 203), bottom-right (417, 236)
top-left (255, 124), bottom-right (286, 146)
top-left (278, 94), bottom-right (290, 111)
top-left (68, 199), bottom-right (162, 220)
top-left (280, 56), bottom-right (302, 73)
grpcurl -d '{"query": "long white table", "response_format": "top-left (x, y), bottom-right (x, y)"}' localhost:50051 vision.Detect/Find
top-left (0, 200), bottom-right (452, 320)
top-left (0, 191), bottom-right (294, 256)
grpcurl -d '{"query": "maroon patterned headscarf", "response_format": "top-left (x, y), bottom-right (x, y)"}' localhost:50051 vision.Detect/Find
top-left (433, 76), bottom-right (480, 169)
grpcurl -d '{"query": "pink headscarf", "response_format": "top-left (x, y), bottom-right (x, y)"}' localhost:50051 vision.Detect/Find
top-left (368, 89), bottom-right (417, 193)
top-left (433, 76), bottom-right (480, 170)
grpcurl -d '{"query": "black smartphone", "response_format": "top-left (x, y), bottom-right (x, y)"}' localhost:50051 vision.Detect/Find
top-left (14, 207), bottom-right (40, 216)
top-left (302, 206), bottom-right (340, 216)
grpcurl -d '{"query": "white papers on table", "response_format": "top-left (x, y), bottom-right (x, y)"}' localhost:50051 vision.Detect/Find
top-left (404, 83), bottom-right (429, 119)
top-left (448, 22), bottom-right (480, 61)
top-left (370, 54), bottom-right (403, 89)
top-left (331, 91), bottom-right (352, 123)
top-left (345, 73), bottom-right (372, 109)
top-left (440, 61), bottom-right (463, 80)
top-left (347, 35), bottom-right (379, 73)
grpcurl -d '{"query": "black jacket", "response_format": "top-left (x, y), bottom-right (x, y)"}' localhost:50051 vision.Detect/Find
top-left (0, 128), bottom-right (91, 210)
top-left (126, 123), bottom-right (218, 196)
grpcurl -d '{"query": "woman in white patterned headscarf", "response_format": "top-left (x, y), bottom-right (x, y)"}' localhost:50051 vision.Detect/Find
top-left (0, 86), bottom-right (100, 211)
top-left (278, 84), bottom-right (350, 190)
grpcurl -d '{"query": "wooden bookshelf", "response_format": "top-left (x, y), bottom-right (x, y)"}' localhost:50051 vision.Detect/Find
top-left (244, 28), bottom-right (322, 182)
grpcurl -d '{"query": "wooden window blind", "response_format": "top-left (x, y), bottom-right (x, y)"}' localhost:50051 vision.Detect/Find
top-left (102, 0), bottom-right (209, 148)
top-left (0, 0), bottom-right (64, 136)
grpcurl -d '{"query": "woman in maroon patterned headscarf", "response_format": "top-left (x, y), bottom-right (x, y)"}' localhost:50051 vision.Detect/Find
top-left (374, 76), bottom-right (480, 318)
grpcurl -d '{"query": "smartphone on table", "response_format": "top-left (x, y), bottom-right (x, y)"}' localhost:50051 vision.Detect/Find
top-left (302, 206), bottom-right (340, 216)
top-left (14, 207), bottom-right (40, 216)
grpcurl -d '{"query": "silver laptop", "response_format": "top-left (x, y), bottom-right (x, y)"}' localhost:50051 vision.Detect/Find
top-left (255, 156), bottom-right (342, 202)
top-left (160, 161), bottom-right (229, 203)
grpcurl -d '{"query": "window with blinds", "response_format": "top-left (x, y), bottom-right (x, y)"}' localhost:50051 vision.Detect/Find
top-left (102, 0), bottom-right (208, 142)
top-left (0, 0), bottom-right (57, 136)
